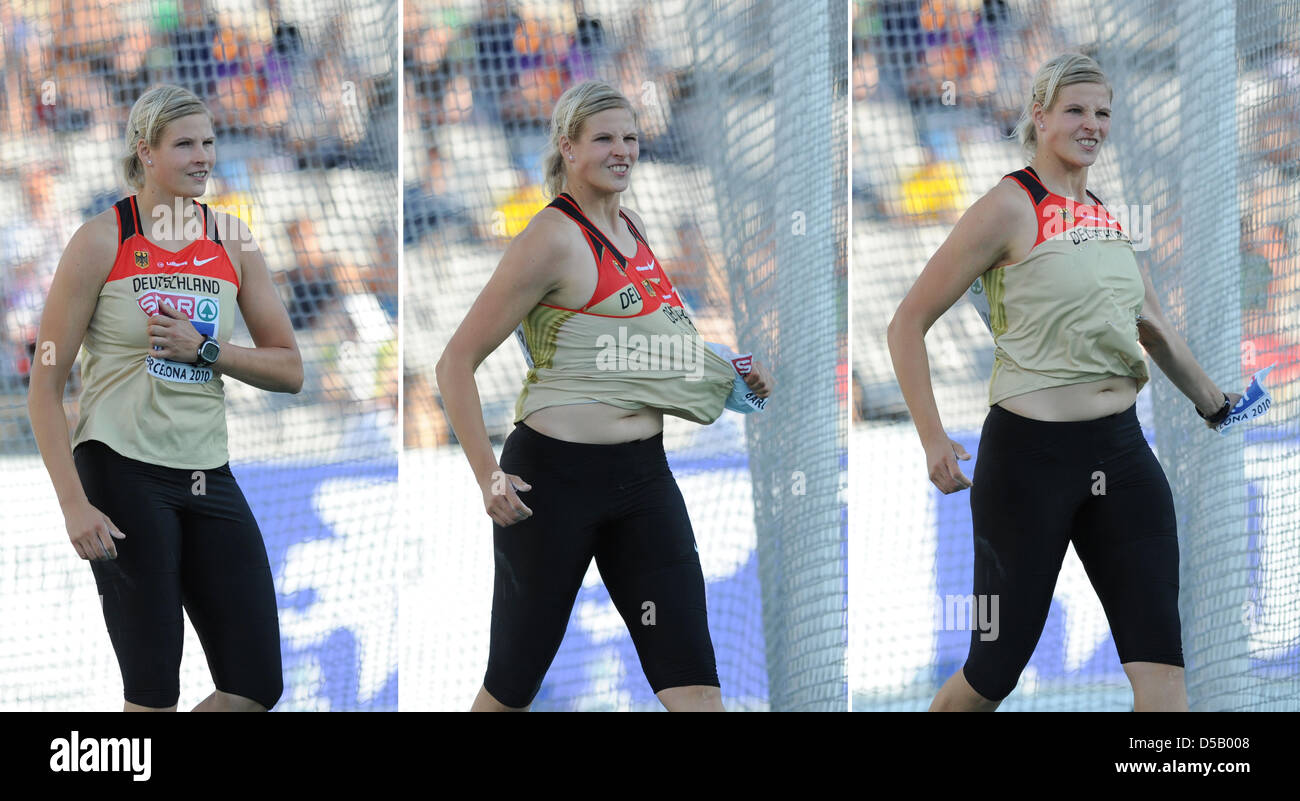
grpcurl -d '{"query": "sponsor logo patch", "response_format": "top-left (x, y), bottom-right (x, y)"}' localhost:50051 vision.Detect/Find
top-left (137, 292), bottom-right (219, 338)
top-left (138, 291), bottom-right (220, 384)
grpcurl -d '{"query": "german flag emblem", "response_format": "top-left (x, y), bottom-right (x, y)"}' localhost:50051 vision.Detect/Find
top-left (134, 250), bottom-right (149, 270)
top-left (641, 278), bottom-right (656, 297)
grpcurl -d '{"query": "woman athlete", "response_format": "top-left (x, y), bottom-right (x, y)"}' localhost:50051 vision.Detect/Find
top-left (28, 85), bottom-right (303, 711)
top-left (888, 53), bottom-right (1240, 712)
top-left (437, 80), bottom-right (773, 712)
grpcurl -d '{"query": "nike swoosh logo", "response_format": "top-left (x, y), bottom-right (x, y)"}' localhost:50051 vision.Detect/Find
top-left (193, 255), bottom-right (218, 266)
top-left (636, 264), bottom-right (654, 271)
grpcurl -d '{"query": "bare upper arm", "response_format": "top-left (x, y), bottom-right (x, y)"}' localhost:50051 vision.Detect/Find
top-left (893, 180), bottom-right (1032, 334)
top-left (442, 209), bottom-right (573, 370)
top-left (223, 212), bottom-right (298, 351)
top-left (31, 211), bottom-right (117, 386)
top-left (1137, 255), bottom-right (1166, 323)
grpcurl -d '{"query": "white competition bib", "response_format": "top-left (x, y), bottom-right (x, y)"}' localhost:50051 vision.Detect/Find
top-left (706, 341), bottom-right (768, 414)
top-left (146, 354), bottom-right (213, 384)
top-left (1216, 365), bottom-right (1274, 435)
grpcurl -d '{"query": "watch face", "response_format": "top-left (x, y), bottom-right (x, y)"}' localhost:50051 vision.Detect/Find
top-left (201, 340), bottom-right (220, 362)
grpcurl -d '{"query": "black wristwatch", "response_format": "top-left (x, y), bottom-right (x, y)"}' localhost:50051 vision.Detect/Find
top-left (196, 336), bottom-right (221, 367)
top-left (1196, 393), bottom-right (1231, 425)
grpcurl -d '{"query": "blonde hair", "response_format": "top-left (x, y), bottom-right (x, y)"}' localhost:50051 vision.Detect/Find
top-left (1014, 53), bottom-right (1112, 156)
top-left (542, 81), bottom-right (636, 198)
top-left (121, 85), bottom-right (212, 191)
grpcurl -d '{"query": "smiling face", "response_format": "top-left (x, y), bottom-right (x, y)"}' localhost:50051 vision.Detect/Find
top-left (138, 113), bottom-right (215, 199)
top-left (562, 107), bottom-right (638, 195)
top-left (1034, 82), bottom-right (1111, 169)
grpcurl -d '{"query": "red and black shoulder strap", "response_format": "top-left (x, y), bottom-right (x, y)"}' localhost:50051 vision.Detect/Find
top-left (547, 192), bottom-right (628, 275)
top-left (114, 197), bottom-right (142, 243)
top-left (1007, 166), bottom-right (1106, 206)
top-left (1005, 167), bottom-right (1048, 207)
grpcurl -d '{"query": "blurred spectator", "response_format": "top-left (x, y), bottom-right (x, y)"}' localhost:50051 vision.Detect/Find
top-left (404, 371), bottom-right (452, 448)
top-left (2, 164), bottom-right (75, 389)
top-left (168, 0), bottom-right (220, 100)
top-left (469, 0), bottom-right (527, 126)
top-left (207, 14), bottom-right (268, 136)
top-left (663, 220), bottom-right (724, 313)
top-left (566, 5), bottom-right (610, 83)
top-left (404, 143), bottom-right (476, 245)
top-left (280, 218), bottom-right (343, 331)
top-left (406, 4), bottom-right (465, 130)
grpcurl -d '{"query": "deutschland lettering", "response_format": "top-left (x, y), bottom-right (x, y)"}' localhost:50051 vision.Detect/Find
top-left (131, 275), bottom-right (220, 295)
top-left (1064, 226), bottom-right (1130, 246)
top-left (660, 304), bottom-right (698, 332)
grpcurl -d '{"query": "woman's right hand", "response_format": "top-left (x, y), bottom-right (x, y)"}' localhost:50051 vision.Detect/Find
top-left (63, 500), bottom-right (125, 560)
top-left (923, 437), bottom-right (973, 494)
top-left (482, 469), bottom-right (533, 526)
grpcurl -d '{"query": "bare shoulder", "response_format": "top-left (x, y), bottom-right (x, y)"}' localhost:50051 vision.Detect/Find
top-left (954, 177), bottom-right (1036, 269)
top-left (493, 205), bottom-right (594, 307)
top-left (512, 205), bottom-right (586, 264)
top-left (980, 177), bottom-right (1036, 226)
top-left (212, 209), bottom-right (256, 284)
top-left (895, 177), bottom-right (1037, 330)
top-left (81, 205), bottom-right (121, 245)
top-left (59, 207), bottom-right (120, 282)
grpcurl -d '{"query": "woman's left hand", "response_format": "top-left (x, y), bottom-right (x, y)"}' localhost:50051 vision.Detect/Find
top-left (1202, 391), bottom-right (1244, 428)
top-left (147, 301), bottom-right (204, 362)
top-left (743, 360), bottom-right (774, 398)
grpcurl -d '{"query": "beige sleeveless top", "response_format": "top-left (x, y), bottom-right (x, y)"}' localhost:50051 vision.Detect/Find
top-left (73, 196), bottom-right (239, 469)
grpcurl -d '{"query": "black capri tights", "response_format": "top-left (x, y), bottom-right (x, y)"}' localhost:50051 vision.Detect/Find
top-left (963, 403), bottom-right (1183, 702)
top-left (484, 421), bottom-right (719, 708)
top-left (74, 440), bottom-right (283, 709)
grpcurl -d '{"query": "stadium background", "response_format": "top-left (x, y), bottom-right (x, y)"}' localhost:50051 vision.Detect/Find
top-left (0, 0), bottom-right (399, 711)
top-left (851, 0), bottom-right (1300, 710)
top-left (401, 0), bottom-right (848, 711)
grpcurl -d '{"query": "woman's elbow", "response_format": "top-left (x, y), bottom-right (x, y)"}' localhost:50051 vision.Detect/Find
top-left (283, 353), bottom-right (305, 394)
top-left (886, 310), bottom-right (917, 351)
top-left (434, 350), bottom-right (461, 385)
top-left (26, 369), bottom-right (62, 410)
